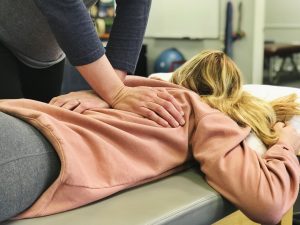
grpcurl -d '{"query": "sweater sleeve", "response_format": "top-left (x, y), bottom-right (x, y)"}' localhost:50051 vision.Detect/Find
top-left (33, 0), bottom-right (105, 66)
top-left (192, 112), bottom-right (300, 225)
top-left (105, 0), bottom-right (152, 74)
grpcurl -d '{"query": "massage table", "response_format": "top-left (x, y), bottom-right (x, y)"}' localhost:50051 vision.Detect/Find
top-left (264, 43), bottom-right (300, 84)
top-left (2, 167), bottom-right (293, 225)
top-left (3, 75), bottom-right (298, 225)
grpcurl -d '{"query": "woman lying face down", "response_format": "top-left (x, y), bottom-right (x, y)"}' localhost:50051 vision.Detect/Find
top-left (0, 50), bottom-right (299, 225)
top-left (171, 50), bottom-right (300, 148)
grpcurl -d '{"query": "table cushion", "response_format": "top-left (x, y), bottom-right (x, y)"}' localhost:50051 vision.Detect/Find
top-left (264, 43), bottom-right (300, 57)
top-left (3, 168), bottom-right (235, 225)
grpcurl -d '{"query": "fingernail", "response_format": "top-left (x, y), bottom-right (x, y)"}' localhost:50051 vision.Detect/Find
top-left (181, 111), bottom-right (185, 116)
top-left (173, 121), bottom-right (179, 127)
top-left (180, 119), bottom-right (185, 126)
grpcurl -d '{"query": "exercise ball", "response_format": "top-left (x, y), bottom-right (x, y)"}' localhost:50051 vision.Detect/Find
top-left (154, 48), bottom-right (186, 73)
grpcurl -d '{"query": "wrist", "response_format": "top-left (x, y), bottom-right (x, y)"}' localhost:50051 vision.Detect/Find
top-left (110, 84), bottom-right (128, 107)
top-left (76, 55), bottom-right (125, 105)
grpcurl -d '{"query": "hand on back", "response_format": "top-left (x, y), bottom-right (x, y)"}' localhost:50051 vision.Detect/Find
top-left (111, 85), bottom-right (185, 128)
top-left (49, 90), bottom-right (109, 113)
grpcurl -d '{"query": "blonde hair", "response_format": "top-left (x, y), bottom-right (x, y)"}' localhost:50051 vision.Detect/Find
top-left (170, 50), bottom-right (300, 147)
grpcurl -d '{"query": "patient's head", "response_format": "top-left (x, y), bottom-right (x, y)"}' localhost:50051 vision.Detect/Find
top-left (170, 50), bottom-right (300, 147)
top-left (170, 50), bottom-right (242, 100)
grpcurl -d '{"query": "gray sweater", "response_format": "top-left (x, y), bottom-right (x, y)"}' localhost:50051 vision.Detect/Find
top-left (0, 0), bottom-right (151, 74)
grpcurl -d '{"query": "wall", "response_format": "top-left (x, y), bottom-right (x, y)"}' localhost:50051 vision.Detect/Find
top-left (265, 0), bottom-right (300, 43)
top-left (145, 0), bottom-right (220, 39)
top-left (144, 0), bottom-right (265, 84)
top-left (233, 0), bottom-right (265, 83)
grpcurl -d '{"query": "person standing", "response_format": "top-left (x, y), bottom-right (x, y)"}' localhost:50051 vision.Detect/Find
top-left (0, 0), bottom-right (185, 127)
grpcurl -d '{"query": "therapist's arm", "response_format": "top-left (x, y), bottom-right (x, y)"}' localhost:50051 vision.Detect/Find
top-left (33, 0), bottom-right (104, 66)
top-left (105, 0), bottom-right (151, 75)
top-left (76, 55), bottom-right (185, 128)
top-left (33, 0), bottom-right (185, 127)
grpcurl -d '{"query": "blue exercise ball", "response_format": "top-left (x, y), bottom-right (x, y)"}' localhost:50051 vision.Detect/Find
top-left (154, 48), bottom-right (185, 73)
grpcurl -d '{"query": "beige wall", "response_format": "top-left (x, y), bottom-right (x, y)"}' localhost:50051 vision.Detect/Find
top-left (265, 0), bottom-right (300, 43)
top-left (144, 0), bottom-right (265, 84)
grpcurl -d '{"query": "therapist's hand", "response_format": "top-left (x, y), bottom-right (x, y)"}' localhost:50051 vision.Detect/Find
top-left (75, 55), bottom-right (184, 127)
top-left (49, 90), bottom-right (109, 113)
top-left (110, 85), bottom-right (185, 128)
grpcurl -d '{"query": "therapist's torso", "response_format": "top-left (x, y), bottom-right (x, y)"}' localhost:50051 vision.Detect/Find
top-left (0, 0), bottom-right (97, 68)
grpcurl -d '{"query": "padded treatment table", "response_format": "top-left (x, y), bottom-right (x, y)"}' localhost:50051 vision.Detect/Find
top-left (3, 168), bottom-right (236, 225)
top-left (264, 43), bottom-right (300, 84)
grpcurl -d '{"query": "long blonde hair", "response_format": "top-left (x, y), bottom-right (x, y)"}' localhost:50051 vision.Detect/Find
top-left (170, 50), bottom-right (300, 146)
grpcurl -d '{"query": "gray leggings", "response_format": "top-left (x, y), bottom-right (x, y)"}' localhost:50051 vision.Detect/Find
top-left (0, 112), bottom-right (60, 222)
